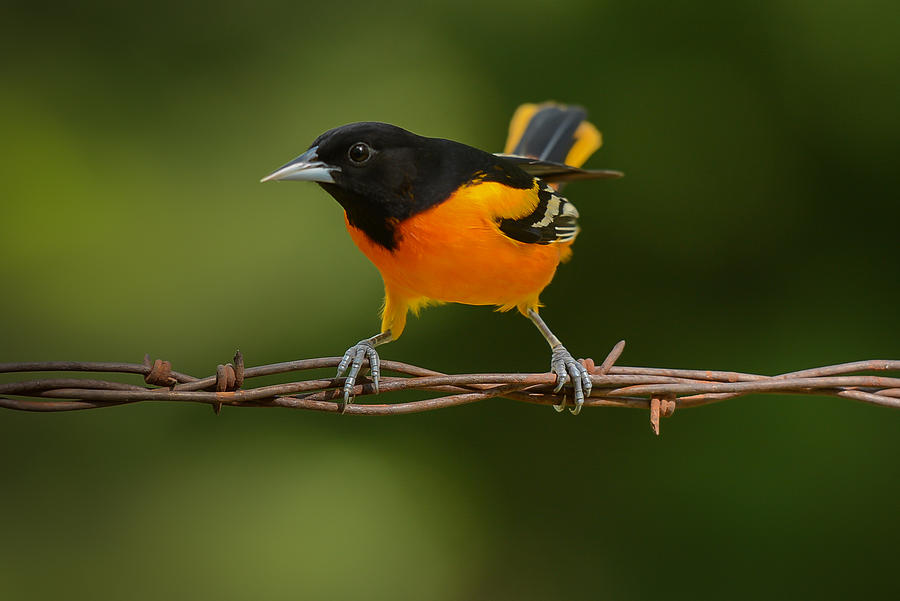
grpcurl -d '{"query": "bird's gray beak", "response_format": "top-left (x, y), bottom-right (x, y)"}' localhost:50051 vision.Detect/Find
top-left (260, 146), bottom-right (339, 183)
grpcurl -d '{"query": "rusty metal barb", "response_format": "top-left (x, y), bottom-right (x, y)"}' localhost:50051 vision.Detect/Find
top-left (1, 343), bottom-right (898, 435)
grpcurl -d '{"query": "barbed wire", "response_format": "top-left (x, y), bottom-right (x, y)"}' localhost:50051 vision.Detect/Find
top-left (1, 341), bottom-right (898, 434)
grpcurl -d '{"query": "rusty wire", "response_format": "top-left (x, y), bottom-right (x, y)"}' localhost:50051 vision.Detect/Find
top-left (1, 343), bottom-right (898, 435)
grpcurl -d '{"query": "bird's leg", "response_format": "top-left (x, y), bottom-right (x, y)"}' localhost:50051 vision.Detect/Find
top-left (526, 309), bottom-right (592, 415)
top-left (336, 330), bottom-right (393, 410)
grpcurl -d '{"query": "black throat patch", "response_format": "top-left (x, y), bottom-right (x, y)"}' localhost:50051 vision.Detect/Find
top-left (320, 182), bottom-right (401, 249)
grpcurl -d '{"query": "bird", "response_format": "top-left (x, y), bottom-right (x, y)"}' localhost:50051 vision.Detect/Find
top-left (261, 102), bottom-right (622, 414)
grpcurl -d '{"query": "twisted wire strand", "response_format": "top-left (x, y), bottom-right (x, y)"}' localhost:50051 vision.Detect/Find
top-left (1, 343), bottom-right (898, 432)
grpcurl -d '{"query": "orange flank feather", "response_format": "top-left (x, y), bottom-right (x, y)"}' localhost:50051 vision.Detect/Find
top-left (345, 180), bottom-right (573, 339)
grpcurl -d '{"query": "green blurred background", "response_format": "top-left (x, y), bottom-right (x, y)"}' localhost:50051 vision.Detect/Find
top-left (2, 1), bottom-right (899, 599)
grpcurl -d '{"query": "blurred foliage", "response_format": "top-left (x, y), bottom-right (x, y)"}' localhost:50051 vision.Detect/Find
top-left (1, 1), bottom-right (899, 599)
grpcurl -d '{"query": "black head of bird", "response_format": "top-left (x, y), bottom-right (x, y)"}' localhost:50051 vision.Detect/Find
top-left (262, 122), bottom-right (535, 248)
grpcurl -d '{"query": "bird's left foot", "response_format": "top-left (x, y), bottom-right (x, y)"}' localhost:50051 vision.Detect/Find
top-left (336, 339), bottom-right (381, 411)
top-left (550, 345), bottom-right (592, 415)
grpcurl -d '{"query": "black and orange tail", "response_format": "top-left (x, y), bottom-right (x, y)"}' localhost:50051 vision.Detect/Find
top-left (504, 102), bottom-right (603, 169)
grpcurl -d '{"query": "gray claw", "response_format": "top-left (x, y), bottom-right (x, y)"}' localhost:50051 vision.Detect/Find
top-left (550, 346), bottom-right (591, 415)
top-left (336, 339), bottom-right (381, 408)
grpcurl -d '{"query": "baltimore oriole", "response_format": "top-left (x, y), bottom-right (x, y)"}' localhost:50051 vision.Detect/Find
top-left (262, 102), bottom-right (621, 414)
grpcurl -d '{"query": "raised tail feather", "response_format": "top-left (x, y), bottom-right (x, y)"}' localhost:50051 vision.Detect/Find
top-left (504, 102), bottom-right (603, 169)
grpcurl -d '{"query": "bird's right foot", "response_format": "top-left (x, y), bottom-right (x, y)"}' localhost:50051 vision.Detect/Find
top-left (550, 345), bottom-right (592, 415)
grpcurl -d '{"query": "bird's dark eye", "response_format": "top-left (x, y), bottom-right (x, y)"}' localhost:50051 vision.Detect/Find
top-left (348, 142), bottom-right (372, 165)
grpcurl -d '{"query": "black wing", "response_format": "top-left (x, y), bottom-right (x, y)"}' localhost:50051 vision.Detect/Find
top-left (495, 153), bottom-right (623, 184)
top-left (497, 181), bottom-right (580, 245)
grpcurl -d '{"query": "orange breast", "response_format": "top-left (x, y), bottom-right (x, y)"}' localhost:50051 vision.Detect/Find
top-left (345, 181), bottom-right (573, 317)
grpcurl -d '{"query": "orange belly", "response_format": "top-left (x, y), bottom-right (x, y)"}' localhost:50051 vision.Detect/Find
top-left (345, 181), bottom-right (574, 337)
